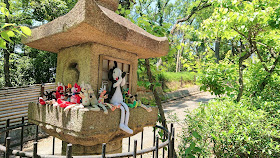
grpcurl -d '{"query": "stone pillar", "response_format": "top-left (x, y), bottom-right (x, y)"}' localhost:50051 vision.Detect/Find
top-left (62, 140), bottom-right (122, 155)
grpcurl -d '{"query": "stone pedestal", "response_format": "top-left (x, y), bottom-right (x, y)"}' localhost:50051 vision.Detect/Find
top-left (28, 103), bottom-right (158, 155)
top-left (62, 140), bottom-right (122, 155)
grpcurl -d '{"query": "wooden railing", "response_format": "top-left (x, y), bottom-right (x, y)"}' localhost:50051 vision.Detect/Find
top-left (0, 83), bottom-right (56, 129)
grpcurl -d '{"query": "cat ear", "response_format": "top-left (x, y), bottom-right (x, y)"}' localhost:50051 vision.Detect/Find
top-left (108, 69), bottom-right (114, 81)
top-left (114, 61), bottom-right (117, 68)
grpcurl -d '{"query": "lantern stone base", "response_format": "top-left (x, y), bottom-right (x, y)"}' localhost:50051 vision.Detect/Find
top-left (28, 102), bottom-right (158, 155)
top-left (61, 140), bottom-right (122, 155)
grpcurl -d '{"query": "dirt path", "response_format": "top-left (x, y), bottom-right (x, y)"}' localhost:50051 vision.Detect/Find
top-left (164, 91), bottom-right (216, 133)
top-left (162, 92), bottom-right (215, 157)
top-left (21, 91), bottom-right (215, 157)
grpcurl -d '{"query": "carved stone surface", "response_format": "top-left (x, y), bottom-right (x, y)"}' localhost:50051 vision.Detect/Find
top-left (55, 43), bottom-right (139, 95)
top-left (28, 103), bottom-right (158, 146)
top-left (61, 140), bottom-right (122, 155)
top-left (22, 0), bottom-right (169, 59)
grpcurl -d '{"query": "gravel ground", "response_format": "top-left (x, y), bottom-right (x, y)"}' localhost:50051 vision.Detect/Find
top-left (19, 91), bottom-right (215, 157)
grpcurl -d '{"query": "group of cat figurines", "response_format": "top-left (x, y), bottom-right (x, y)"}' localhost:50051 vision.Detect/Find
top-left (38, 61), bottom-right (152, 134)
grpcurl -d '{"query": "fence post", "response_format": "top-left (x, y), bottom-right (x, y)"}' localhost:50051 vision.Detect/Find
top-left (33, 142), bottom-right (38, 158)
top-left (168, 126), bottom-right (173, 158)
top-left (153, 126), bottom-right (156, 158)
top-left (35, 125), bottom-right (39, 142)
top-left (171, 127), bottom-right (175, 158)
top-left (20, 117), bottom-right (24, 152)
top-left (40, 84), bottom-right (44, 97)
top-left (141, 131), bottom-right (144, 158)
top-left (162, 120), bottom-right (166, 158)
top-left (52, 136), bottom-right (55, 155)
top-left (128, 137), bottom-right (130, 152)
top-left (181, 76), bottom-right (183, 88)
top-left (102, 143), bottom-right (106, 158)
top-left (133, 140), bottom-right (137, 158)
top-left (5, 137), bottom-right (11, 158)
top-left (66, 144), bottom-right (72, 158)
top-left (5, 119), bottom-right (10, 145)
top-left (155, 136), bottom-right (159, 158)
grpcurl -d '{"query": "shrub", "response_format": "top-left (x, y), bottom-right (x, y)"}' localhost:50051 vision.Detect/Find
top-left (198, 60), bottom-right (239, 97)
top-left (243, 97), bottom-right (280, 131)
top-left (178, 98), bottom-right (280, 158)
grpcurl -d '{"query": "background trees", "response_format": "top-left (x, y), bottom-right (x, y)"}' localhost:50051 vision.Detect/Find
top-left (1, 0), bottom-right (279, 103)
top-left (0, 0), bottom-right (279, 103)
top-left (1, 0), bottom-right (280, 156)
top-left (0, 0), bottom-right (77, 87)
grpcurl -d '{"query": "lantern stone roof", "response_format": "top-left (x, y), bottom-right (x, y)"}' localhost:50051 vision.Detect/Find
top-left (22, 0), bottom-right (169, 58)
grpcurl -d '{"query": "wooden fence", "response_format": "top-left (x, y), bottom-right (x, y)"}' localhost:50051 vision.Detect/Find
top-left (0, 83), bottom-right (56, 129)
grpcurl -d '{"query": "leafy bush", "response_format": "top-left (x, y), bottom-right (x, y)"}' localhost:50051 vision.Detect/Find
top-left (178, 98), bottom-right (280, 158)
top-left (198, 59), bottom-right (239, 97)
top-left (243, 97), bottom-right (280, 131)
top-left (244, 61), bottom-right (280, 101)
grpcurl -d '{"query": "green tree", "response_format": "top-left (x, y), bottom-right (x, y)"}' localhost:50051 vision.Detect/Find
top-left (0, 0), bottom-right (77, 87)
top-left (200, 0), bottom-right (280, 101)
top-left (1, 2), bottom-right (32, 87)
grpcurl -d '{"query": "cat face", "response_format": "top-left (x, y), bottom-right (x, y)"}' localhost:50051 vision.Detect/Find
top-left (113, 68), bottom-right (122, 80)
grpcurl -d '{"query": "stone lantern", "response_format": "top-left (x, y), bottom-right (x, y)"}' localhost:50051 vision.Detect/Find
top-left (23, 0), bottom-right (169, 155)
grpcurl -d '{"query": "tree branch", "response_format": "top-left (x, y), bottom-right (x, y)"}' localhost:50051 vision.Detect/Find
top-left (208, 44), bottom-right (215, 52)
top-left (268, 52), bottom-right (280, 73)
top-left (170, 2), bottom-right (211, 35)
top-left (253, 42), bottom-right (269, 72)
top-left (256, 42), bottom-right (277, 58)
top-left (232, 26), bottom-right (247, 39)
top-left (252, 51), bottom-right (280, 96)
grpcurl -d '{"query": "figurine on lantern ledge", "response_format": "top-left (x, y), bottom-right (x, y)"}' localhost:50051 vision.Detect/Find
top-left (108, 61), bottom-right (133, 134)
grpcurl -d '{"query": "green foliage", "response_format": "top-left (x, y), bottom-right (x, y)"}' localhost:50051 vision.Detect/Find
top-left (178, 98), bottom-right (280, 157)
top-left (157, 71), bottom-right (196, 82)
top-left (30, 0), bottom-right (71, 21)
top-left (0, 7), bottom-right (32, 49)
top-left (0, 0), bottom-right (75, 87)
top-left (0, 49), bottom-right (57, 87)
top-left (243, 97), bottom-right (280, 131)
top-left (243, 60), bottom-right (280, 101)
top-left (198, 55), bottom-right (238, 97)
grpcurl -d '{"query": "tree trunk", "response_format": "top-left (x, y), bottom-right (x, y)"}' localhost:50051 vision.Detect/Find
top-left (144, 59), bottom-right (167, 128)
top-left (178, 44), bottom-right (185, 72)
top-left (251, 42), bottom-right (280, 95)
top-left (3, 48), bottom-right (12, 87)
top-left (3, 0), bottom-right (12, 87)
top-left (236, 60), bottom-right (244, 102)
top-left (215, 37), bottom-right (221, 64)
top-left (144, 58), bottom-right (178, 158)
top-left (176, 37), bottom-right (184, 72)
top-left (256, 54), bottom-right (280, 93)
top-left (236, 52), bottom-right (253, 102)
top-left (176, 49), bottom-right (180, 72)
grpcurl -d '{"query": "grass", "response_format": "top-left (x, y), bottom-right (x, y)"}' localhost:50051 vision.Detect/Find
top-left (157, 71), bottom-right (197, 92)
top-left (158, 71), bottom-right (197, 82)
